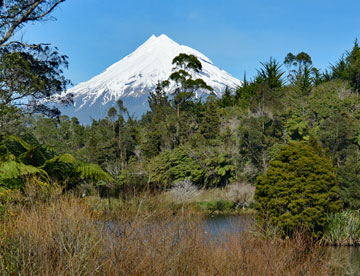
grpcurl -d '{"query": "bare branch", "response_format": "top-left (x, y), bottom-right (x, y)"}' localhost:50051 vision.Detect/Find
top-left (0, 0), bottom-right (65, 47)
top-left (2, 41), bottom-right (50, 49)
top-left (28, 0), bottom-right (66, 21)
top-left (0, 1), bottom-right (43, 46)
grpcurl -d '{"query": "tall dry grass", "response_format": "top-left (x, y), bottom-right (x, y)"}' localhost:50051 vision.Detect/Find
top-left (0, 196), bottom-right (342, 276)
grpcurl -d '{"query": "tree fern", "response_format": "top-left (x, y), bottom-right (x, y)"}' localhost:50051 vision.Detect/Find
top-left (19, 146), bottom-right (47, 167)
top-left (2, 135), bottom-right (31, 156)
top-left (76, 163), bottom-right (113, 182)
top-left (42, 153), bottom-right (113, 187)
top-left (0, 160), bottom-right (48, 189)
top-left (0, 135), bottom-right (113, 190)
top-left (40, 154), bottom-right (75, 181)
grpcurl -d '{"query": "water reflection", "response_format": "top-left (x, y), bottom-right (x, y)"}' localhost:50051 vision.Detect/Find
top-left (204, 214), bottom-right (254, 241)
top-left (325, 247), bottom-right (360, 276)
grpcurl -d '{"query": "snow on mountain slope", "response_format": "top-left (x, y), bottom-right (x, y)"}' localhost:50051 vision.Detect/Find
top-left (61, 34), bottom-right (241, 122)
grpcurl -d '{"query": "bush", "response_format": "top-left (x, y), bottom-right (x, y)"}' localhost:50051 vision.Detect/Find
top-left (337, 151), bottom-right (360, 209)
top-left (148, 145), bottom-right (235, 189)
top-left (197, 200), bottom-right (234, 213)
top-left (322, 210), bottom-right (360, 246)
top-left (170, 178), bottom-right (200, 204)
top-left (254, 141), bottom-right (342, 237)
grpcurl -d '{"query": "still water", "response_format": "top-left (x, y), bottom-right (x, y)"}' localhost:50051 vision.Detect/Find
top-left (326, 246), bottom-right (360, 275)
top-left (203, 214), bottom-right (253, 239)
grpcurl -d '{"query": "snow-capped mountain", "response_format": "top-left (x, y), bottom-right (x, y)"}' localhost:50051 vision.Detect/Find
top-left (60, 34), bottom-right (241, 123)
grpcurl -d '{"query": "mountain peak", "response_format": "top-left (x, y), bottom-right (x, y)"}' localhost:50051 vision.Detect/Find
top-left (139, 34), bottom-right (178, 52)
top-left (61, 34), bottom-right (241, 123)
top-left (157, 34), bottom-right (172, 40)
top-left (148, 34), bottom-right (173, 41)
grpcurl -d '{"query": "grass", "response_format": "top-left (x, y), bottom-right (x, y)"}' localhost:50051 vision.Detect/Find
top-left (0, 193), bottom-right (343, 276)
top-left (322, 210), bottom-right (360, 246)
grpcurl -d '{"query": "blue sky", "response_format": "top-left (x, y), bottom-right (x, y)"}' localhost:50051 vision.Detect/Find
top-left (21, 0), bottom-right (360, 86)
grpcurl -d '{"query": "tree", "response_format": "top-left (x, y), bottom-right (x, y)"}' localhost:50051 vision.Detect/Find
top-left (148, 81), bottom-right (171, 114)
top-left (338, 149), bottom-right (360, 209)
top-left (107, 107), bottom-right (117, 123)
top-left (256, 57), bottom-right (284, 89)
top-left (0, 0), bottom-right (65, 48)
top-left (0, 0), bottom-right (70, 121)
top-left (115, 99), bottom-right (128, 167)
top-left (234, 73), bottom-right (257, 108)
top-left (238, 114), bottom-right (283, 178)
top-left (169, 53), bottom-right (213, 118)
top-left (284, 52), bottom-right (319, 95)
top-left (346, 39), bottom-right (360, 94)
top-left (318, 113), bottom-right (355, 163)
top-left (331, 39), bottom-right (360, 94)
top-left (167, 53), bottom-right (213, 145)
top-left (148, 145), bottom-right (235, 190)
top-left (199, 96), bottom-right (220, 140)
top-left (218, 86), bottom-right (234, 108)
top-left (255, 141), bottom-right (342, 237)
top-left (142, 81), bottom-right (176, 158)
top-left (235, 58), bottom-right (284, 113)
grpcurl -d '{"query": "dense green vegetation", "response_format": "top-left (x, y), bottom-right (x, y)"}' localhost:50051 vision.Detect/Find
top-left (0, 134), bottom-right (112, 192)
top-left (255, 141), bottom-right (342, 237)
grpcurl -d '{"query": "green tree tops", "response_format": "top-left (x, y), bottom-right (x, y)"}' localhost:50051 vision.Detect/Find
top-left (330, 39), bottom-right (360, 94)
top-left (169, 53), bottom-right (213, 117)
top-left (284, 52), bottom-right (320, 95)
top-left (255, 141), bottom-right (342, 237)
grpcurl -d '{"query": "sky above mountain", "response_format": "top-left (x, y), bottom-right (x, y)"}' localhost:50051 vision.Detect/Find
top-left (20, 0), bottom-right (360, 87)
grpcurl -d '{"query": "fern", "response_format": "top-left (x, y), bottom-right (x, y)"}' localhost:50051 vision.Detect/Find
top-left (0, 135), bottom-right (113, 190)
top-left (0, 145), bottom-right (15, 162)
top-left (50, 153), bottom-right (78, 164)
top-left (76, 163), bottom-right (113, 182)
top-left (40, 153), bottom-right (77, 180)
top-left (2, 135), bottom-right (32, 156)
top-left (19, 146), bottom-right (47, 167)
top-left (42, 153), bottom-right (113, 184)
top-left (0, 160), bottom-right (48, 189)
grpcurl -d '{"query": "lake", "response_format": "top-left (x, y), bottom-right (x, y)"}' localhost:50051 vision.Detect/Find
top-left (204, 214), bottom-right (254, 239)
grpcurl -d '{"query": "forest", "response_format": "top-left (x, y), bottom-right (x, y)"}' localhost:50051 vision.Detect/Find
top-left (3, 41), bottom-right (360, 203)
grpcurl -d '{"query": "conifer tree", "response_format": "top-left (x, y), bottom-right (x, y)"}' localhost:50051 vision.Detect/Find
top-left (255, 141), bottom-right (342, 237)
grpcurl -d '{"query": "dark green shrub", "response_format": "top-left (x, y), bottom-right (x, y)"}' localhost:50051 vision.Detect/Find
top-left (255, 141), bottom-right (342, 237)
top-left (337, 150), bottom-right (360, 209)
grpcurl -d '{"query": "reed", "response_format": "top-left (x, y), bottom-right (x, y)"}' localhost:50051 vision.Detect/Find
top-left (0, 195), bottom-right (342, 275)
top-left (322, 210), bottom-right (360, 246)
